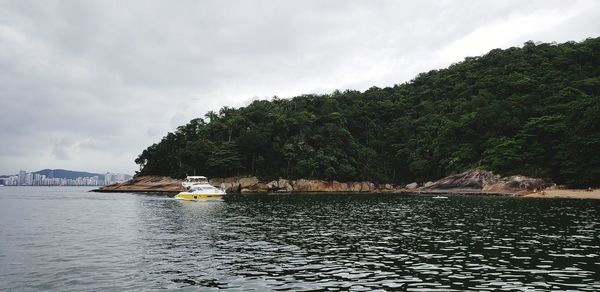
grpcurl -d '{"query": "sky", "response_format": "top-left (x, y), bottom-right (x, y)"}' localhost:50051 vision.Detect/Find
top-left (0, 0), bottom-right (599, 175)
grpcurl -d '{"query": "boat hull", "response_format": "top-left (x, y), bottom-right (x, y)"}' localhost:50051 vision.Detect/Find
top-left (175, 193), bottom-right (225, 201)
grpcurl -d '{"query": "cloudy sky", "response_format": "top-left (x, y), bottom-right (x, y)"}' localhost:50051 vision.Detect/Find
top-left (0, 0), bottom-right (598, 175)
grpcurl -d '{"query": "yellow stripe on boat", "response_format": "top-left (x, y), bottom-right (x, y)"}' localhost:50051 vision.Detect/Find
top-left (175, 193), bottom-right (225, 200)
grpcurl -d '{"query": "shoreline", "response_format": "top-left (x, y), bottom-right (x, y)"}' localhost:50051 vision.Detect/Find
top-left (90, 189), bottom-right (600, 200)
top-left (521, 189), bottom-right (600, 200)
top-left (400, 189), bottom-right (515, 197)
top-left (91, 185), bottom-right (600, 200)
top-left (91, 189), bottom-right (179, 194)
top-left (91, 173), bottom-right (600, 200)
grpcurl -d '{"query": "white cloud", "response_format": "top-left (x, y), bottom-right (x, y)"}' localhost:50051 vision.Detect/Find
top-left (438, 5), bottom-right (577, 62)
top-left (0, 0), bottom-right (598, 174)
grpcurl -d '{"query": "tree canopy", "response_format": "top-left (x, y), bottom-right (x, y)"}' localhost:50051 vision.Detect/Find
top-left (136, 38), bottom-right (600, 187)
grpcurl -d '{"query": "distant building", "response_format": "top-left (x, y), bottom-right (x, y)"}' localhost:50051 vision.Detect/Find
top-left (103, 172), bottom-right (131, 185)
top-left (105, 173), bottom-right (113, 185)
top-left (4, 175), bottom-right (19, 186)
top-left (18, 170), bottom-right (26, 186)
top-left (25, 173), bottom-right (33, 185)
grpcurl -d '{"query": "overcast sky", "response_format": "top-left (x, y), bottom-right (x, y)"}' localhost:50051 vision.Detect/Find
top-left (0, 0), bottom-right (598, 175)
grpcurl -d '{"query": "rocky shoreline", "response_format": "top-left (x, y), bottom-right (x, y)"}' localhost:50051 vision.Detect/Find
top-left (93, 176), bottom-right (185, 193)
top-left (92, 175), bottom-right (397, 194)
top-left (90, 169), bottom-right (598, 198)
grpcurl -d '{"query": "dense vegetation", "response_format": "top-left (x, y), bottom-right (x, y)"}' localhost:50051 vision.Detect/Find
top-left (33, 169), bottom-right (104, 179)
top-left (136, 38), bottom-right (600, 187)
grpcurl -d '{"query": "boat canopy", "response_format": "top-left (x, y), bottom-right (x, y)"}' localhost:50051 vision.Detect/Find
top-left (184, 176), bottom-right (208, 182)
top-left (182, 176), bottom-right (211, 188)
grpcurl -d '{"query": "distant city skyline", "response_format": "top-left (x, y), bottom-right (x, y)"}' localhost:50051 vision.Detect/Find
top-left (0, 169), bottom-right (132, 186)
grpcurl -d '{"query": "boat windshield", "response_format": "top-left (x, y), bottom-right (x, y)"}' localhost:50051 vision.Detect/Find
top-left (185, 176), bottom-right (208, 183)
top-left (190, 185), bottom-right (214, 191)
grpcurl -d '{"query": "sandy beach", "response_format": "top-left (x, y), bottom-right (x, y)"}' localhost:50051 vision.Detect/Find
top-left (522, 189), bottom-right (600, 199)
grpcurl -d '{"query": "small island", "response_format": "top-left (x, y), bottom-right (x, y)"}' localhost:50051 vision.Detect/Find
top-left (102, 38), bottom-right (599, 197)
top-left (94, 169), bottom-right (600, 199)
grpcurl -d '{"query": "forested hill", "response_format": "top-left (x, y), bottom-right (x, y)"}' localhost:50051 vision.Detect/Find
top-left (33, 169), bottom-right (103, 179)
top-left (136, 38), bottom-right (600, 187)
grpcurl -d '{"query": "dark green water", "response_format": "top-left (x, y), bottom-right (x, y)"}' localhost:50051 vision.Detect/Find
top-left (1, 187), bottom-right (599, 291)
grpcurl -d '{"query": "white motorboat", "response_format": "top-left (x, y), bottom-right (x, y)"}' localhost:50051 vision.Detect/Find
top-left (176, 176), bottom-right (226, 201)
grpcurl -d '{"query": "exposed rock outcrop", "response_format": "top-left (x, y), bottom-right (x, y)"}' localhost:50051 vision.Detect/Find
top-left (209, 176), bottom-right (258, 193)
top-left (419, 169), bottom-right (551, 194)
top-left (95, 175), bottom-right (397, 193)
top-left (421, 169), bottom-right (500, 190)
top-left (266, 179), bottom-right (294, 192)
top-left (94, 169), bottom-right (551, 196)
top-left (483, 175), bottom-right (551, 193)
top-left (406, 182), bottom-right (418, 189)
top-left (94, 176), bottom-right (186, 193)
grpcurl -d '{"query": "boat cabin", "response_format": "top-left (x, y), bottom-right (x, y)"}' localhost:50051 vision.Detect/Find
top-left (182, 176), bottom-right (209, 188)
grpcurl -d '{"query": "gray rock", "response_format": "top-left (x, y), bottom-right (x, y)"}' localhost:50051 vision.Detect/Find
top-left (483, 175), bottom-right (551, 192)
top-left (278, 179), bottom-right (293, 191)
top-left (406, 182), bottom-right (418, 189)
top-left (239, 176), bottom-right (259, 188)
top-left (220, 182), bottom-right (240, 193)
top-left (266, 180), bottom-right (278, 190)
top-left (421, 169), bottom-right (500, 190)
top-left (420, 168), bottom-right (551, 194)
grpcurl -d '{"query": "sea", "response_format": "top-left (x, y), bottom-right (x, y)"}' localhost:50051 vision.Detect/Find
top-left (1, 186), bottom-right (599, 291)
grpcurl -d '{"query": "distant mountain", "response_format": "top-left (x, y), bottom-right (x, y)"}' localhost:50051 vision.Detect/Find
top-left (33, 169), bottom-right (104, 179)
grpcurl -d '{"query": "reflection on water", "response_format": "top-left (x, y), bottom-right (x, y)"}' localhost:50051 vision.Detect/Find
top-left (1, 187), bottom-right (600, 291)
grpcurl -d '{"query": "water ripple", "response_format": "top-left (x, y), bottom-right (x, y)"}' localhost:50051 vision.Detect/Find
top-left (1, 188), bottom-right (600, 290)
